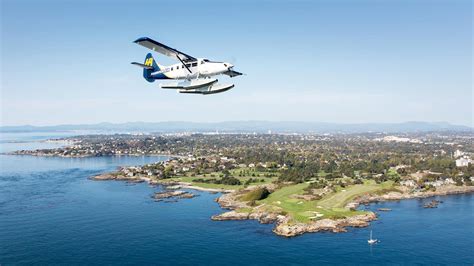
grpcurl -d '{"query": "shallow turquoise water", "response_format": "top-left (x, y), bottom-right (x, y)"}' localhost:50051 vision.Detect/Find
top-left (0, 133), bottom-right (473, 265)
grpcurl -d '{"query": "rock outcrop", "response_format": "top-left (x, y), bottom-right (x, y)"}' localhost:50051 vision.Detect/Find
top-left (272, 212), bottom-right (377, 237)
top-left (215, 188), bottom-right (253, 209)
top-left (347, 185), bottom-right (474, 209)
top-left (153, 190), bottom-right (195, 201)
top-left (91, 173), bottom-right (145, 183)
top-left (211, 211), bottom-right (250, 221)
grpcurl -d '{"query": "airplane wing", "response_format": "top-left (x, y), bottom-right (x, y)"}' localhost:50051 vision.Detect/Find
top-left (134, 37), bottom-right (197, 62)
top-left (223, 69), bottom-right (243, 78)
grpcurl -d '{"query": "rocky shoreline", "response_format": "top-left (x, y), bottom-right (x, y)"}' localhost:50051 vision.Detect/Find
top-left (91, 172), bottom-right (233, 193)
top-left (347, 185), bottom-right (474, 210)
top-left (91, 172), bottom-right (474, 237)
top-left (211, 208), bottom-right (377, 237)
top-left (8, 151), bottom-right (176, 158)
top-left (153, 190), bottom-right (195, 201)
top-left (91, 173), bottom-right (147, 183)
top-left (211, 186), bottom-right (378, 237)
top-left (211, 184), bottom-right (474, 237)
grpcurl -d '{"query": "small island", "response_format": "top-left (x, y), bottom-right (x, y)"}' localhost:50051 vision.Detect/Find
top-left (13, 132), bottom-right (474, 237)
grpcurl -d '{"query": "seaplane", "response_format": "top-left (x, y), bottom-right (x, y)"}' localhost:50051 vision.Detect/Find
top-left (131, 37), bottom-right (243, 95)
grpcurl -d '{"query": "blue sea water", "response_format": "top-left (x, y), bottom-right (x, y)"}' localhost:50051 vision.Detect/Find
top-left (0, 133), bottom-right (473, 265)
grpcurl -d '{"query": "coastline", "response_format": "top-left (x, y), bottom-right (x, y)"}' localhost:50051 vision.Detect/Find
top-left (6, 151), bottom-right (180, 158)
top-left (348, 185), bottom-right (474, 208)
top-left (210, 185), bottom-right (378, 237)
top-left (91, 171), bottom-right (474, 237)
top-left (211, 184), bottom-right (474, 237)
top-left (91, 172), bottom-right (233, 193)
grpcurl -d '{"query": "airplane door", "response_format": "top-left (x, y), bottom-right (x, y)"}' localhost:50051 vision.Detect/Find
top-left (197, 61), bottom-right (201, 78)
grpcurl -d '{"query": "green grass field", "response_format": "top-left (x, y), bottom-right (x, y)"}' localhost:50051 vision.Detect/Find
top-left (164, 168), bottom-right (278, 190)
top-left (159, 168), bottom-right (395, 223)
top-left (253, 180), bottom-right (394, 223)
top-left (318, 180), bottom-right (394, 208)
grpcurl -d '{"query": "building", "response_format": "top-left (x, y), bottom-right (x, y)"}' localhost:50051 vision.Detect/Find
top-left (454, 149), bottom-right (464, 158)
top-left (376, 136), bottom-right (422, 143)
top-left (400, 180), bottom-right (417, 187)
top-left (456, 156), bottom-right (472, 167)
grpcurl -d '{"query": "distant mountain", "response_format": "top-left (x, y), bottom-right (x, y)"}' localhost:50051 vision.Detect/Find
top-left (0, 121), bottom-right (471, 134)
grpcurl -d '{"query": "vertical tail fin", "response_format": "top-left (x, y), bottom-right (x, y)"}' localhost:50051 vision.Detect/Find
top-left (143, 53), bottom-right (160, 83)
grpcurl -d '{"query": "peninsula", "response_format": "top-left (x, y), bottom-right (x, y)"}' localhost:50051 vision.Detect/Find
top-left (13, 132), bottom-right (474, 236)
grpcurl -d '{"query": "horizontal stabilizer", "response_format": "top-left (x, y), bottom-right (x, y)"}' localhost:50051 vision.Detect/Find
top-left (131, 62), bottom-right (154, 70)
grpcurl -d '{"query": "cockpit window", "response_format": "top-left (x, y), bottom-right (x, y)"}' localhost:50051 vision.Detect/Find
top-left (204, 59), bottom-right (223, 63)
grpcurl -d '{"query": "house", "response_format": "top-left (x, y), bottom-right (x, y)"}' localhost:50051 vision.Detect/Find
top-left (444, 178), bottom-right (455, 185)
top-left (426, 180), bottom-right (445, 187)
top-left (456, 156), bottom-right (472, 167)
top-left (400, 180), bottom-right (417, 187)
top-left (454, 150), bottom-right (464, 158)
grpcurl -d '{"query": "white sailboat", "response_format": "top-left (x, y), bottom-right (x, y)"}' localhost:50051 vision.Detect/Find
top-left (368, 230), bottom-right (378, 244)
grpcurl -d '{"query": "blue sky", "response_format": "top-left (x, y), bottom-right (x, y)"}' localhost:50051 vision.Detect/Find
top-left (1, 0), bottom-right (472, 126)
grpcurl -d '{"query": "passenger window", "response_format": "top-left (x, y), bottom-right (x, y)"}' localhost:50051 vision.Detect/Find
top-left (201, 60), bottom-right (204, 64)
top-left (171, 67), bottom-right (173, 71)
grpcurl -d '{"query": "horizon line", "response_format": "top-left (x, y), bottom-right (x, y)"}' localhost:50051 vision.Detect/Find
top-left (0, 120), bottom-right (472, 129)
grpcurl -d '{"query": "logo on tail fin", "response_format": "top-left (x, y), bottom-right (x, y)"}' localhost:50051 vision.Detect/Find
top-left (143, 53), bottom-right (160, 83)
top-left (144, 57), bottom-right (154, 67)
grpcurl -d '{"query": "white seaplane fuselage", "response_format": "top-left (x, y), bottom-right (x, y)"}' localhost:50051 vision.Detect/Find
top-left (152, 58), bottom-right (233, 80)
top-left (150, 59), bottom-right (236, 95)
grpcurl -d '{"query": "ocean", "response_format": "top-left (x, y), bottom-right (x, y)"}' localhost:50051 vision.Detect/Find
top-left (0, 132), bottom-right (473, 265)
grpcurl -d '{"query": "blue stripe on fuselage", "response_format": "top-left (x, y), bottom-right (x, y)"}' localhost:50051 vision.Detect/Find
top-left (151, 73), bottom-right (171, 79)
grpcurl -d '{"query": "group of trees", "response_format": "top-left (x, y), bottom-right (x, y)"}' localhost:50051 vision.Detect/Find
top-left (122, 134), bottom-right (472, 188)
top-left (244, 178), bottom-right (265, 185)
top-left (192, 176), bottom-right (242, 185)
top-left (279, 162), bottom-right (319, 183)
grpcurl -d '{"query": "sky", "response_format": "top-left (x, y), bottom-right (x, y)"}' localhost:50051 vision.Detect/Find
top-left (1, 0), bottom-right (472, 126)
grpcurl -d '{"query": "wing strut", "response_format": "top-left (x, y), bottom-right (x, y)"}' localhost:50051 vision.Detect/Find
top-left (176, 55), bottom-right (192, 74)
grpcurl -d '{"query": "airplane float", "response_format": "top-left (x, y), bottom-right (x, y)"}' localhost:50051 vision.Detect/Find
top-left (132, 37), bottom-right (242, 95)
